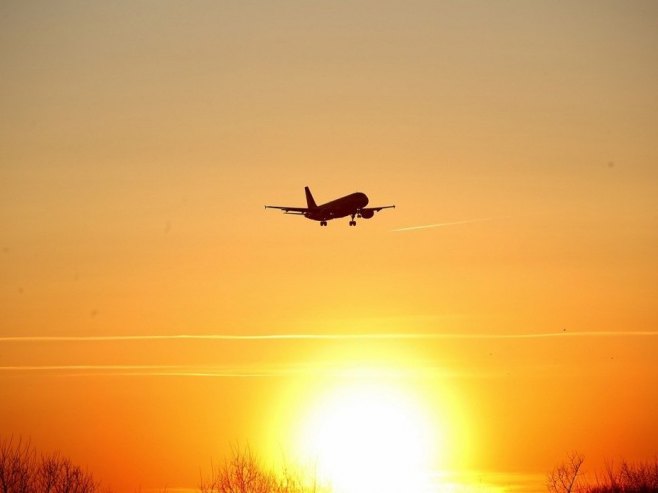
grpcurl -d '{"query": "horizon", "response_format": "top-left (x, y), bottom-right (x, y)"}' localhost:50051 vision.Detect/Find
top-left (2, 1), bottom-right (657, 492)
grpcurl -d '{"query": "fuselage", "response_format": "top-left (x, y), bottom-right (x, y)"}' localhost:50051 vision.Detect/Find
top-left (304, 192), bottom-right (369, 222)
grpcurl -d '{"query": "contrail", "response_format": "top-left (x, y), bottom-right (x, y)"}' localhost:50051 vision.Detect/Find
top-left (1, 331), bottom-right (657, 343)
top-left (392, 217), bottom-right (496, 232)
top-left (0, 364), bottom-right (502, 379)
top-left (0, 364), bottom-right (307, 378)
top-left (0, 364), bottom-right (290, 376)
top-left (0, 364), bottom-right (181, 371)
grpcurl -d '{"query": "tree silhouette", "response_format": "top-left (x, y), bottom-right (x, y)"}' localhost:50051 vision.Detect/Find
top-left (0, 437), bottom-right (35, 493)
top-left (547, 452), bottom-right (585, 493)
top-left (0, 437), bottom-right (100, 493)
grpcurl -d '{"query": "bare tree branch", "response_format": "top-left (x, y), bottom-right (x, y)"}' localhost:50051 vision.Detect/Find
top-left (548, 452), bottom-right (585, 493)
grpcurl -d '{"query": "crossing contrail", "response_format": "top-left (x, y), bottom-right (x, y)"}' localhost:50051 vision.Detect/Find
top-left (392, 217), bottom-right (496, 232)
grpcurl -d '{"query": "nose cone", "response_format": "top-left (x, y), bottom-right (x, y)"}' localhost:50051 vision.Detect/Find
top-left (357, 192), bottom-right (369, 207)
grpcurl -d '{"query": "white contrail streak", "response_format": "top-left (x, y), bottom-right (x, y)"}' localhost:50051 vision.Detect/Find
top-left (0, 365), bottom-right (291, 377)
top-left (392, 217), bottom-right (495, 232)
top-left (0, 364), bottom-right (309, 378)
top-left (0, 365), bottom-right (181, 371)
top-left (0, 364), bottom-right (504, 379)
top-left (1, 331), bottom-right (657, 343)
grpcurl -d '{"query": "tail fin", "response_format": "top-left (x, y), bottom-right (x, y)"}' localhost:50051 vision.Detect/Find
top-left (304, 186), bottom-right (317, 209)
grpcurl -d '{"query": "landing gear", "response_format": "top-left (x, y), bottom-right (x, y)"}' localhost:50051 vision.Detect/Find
top-left (349, 220), bottom-right (356, 226)
top-left (320, 221), bottom-right (327, 227)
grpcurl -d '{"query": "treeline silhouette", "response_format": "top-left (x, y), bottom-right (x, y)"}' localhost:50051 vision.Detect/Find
top-left (548, 452), bottom-right (658, 493)
top-left (3, 436), bottom-right (658, 493)
top-left (0, 437), bottom-right (101, 493)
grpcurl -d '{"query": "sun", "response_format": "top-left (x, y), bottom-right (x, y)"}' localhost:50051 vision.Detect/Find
top-left (295, 381), bottom-right (438, 493)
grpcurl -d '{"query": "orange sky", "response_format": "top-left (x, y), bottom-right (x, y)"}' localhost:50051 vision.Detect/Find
top-left (1, 2), bottom-right (658, 492)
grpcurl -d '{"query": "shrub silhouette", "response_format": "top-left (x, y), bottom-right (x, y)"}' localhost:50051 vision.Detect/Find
top-left (199, 446), bottom-right (320, 493)
top-left (548, 454), bottom-right (658, 493)
top-left (588, 460), bottom-right (658, 493)
top-left (0, 437), bottom-right (100, 493)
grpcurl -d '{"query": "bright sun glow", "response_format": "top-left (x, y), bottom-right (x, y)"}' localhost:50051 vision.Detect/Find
top-left (296, 382), bottom-right (438, 493)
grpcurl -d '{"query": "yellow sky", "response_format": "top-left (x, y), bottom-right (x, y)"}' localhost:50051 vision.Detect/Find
top-left (1, 1), bottom-right (658, 492)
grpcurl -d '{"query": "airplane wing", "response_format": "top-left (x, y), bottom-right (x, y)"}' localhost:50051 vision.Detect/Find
top-left (264, 205), bottom-right (308, 215)
top-left (357, 205), bottom-right (395, 219)
top-left (360, 205), bottom-right (396, 213)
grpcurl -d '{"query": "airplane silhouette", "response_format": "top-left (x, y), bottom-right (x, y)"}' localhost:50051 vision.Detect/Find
top-left (265, 187), bottom-right (395, 226)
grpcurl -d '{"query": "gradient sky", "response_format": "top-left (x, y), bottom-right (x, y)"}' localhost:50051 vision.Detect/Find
top-left (1, 1), bottom-right (658, 492)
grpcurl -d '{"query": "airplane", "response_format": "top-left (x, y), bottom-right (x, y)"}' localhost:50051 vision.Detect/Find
top-left (265, 186), bottom-right (395, 226)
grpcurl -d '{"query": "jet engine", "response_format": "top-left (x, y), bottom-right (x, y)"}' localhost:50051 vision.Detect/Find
top-left (359, 210), bottom-right (374, 219)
